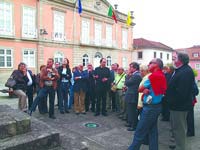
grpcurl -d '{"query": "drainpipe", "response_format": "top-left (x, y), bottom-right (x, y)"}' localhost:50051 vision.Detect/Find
top-left (36, 0), bottom-right (39, 73)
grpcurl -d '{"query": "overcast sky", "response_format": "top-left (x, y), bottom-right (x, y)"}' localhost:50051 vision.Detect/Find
top-left (107, 0), bottom-right (200, 49)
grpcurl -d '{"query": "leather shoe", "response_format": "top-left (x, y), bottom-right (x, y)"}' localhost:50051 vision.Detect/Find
top-left (94, 113), bottom-right (100, 116)
top-left (60, 111), bottom-right (64, 114)
top-left (187, 132), bottom-right (194, 137)
top-left (102, 113), bottom-right (108, 116)
top-left (81, 112), bottom-right (86, 115)
top-left (124, 123), bottom-right (131, 127)
top-left (49, 115), bottom-right (56, 119)
top-left (65, 110), bottom-right (70, 113)
top-left (161, 118), bottom-right (169, 121)
top-left (27, 110), bottom-right (32, 116)
top-left (169, 145), bottom-right (176, 149)
top-left (127, 127), bottom-right (136, 131)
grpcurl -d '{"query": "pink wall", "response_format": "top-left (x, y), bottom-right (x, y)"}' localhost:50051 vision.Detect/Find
top-left (43, 47), bottom-right (73, 68)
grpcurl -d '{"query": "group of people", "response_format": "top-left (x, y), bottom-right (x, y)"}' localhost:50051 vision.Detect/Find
top-left (9, 52), bottom-right (199, 150)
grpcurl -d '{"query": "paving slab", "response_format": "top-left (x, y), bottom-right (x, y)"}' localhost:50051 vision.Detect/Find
top-left (0, 90), bottom-right (200, 150)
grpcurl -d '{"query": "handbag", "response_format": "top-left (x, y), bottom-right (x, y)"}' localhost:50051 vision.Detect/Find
top-left (5, 75), bottom-right (16, 88)
top-left (111, 84), bottom-right (117, 92)
top-left (111, 73), bottom-right (125, 92)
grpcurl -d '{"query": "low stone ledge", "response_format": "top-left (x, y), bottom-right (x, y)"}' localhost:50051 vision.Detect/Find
top-left (0, 105), bottom-right (31, 139)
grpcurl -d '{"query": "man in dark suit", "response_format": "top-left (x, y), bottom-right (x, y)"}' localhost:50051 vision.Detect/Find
top-left (94, 58), bottom-right (110, 116)
top-left (85, 63), bottom-right (96, 112)
top-left (124, 62), bottom-right (142, 131)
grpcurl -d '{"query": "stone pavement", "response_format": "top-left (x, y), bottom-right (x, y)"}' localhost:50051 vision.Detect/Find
top-left (0, 91), bottom-right (200, 150)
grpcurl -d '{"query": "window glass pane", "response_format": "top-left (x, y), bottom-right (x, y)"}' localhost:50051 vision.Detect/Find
top-left (0, 56), bottom-right (4, 67)
top-left (22, 7), bottom-right (36, 37)
top-left (24, 50), bottom-right (28, 55)
top-left (7, 59), bottom-right (11, 67)
top-left (0, 2), bottom-right (12, 35)
top-left (95, 22), bottom-right (102, 45)
top-left (23, 49), bottom-right (35, 67)
top-left (122, 29), bottom-right (128, 49)
top-left (81, 19), bottom-right (90, 44)
top-left (30, 51), bottom-right (34, 54)
top-left (0, 49), bottom-right (5, 54)
top-left (54, 52), bottom-right (64, 63)
top-left (6, 49), bottom-right (11, 55)
top-left (53, 11), bottom-right (65, 40)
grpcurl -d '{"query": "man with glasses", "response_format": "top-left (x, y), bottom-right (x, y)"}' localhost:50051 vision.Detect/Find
top-left (166, 52), bottom-right (194, 150)
top-left (128, 58), bottom-right (167, 150)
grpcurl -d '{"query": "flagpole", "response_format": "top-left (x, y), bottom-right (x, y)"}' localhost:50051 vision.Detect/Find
top-left (72, 0), bottom-right (78, 66)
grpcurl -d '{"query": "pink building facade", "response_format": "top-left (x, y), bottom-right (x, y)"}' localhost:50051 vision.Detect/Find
top-left (175, 46), bottom-right (200, 81)
top-left (0, 0), bottom-right (134, 85)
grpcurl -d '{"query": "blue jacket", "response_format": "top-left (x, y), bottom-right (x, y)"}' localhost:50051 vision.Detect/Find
top-left (73, 70), bottom-right (89, 92)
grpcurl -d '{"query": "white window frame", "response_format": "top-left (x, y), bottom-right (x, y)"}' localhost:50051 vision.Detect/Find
top-left (193, 53), bottom-right (199, 58)
top-left (122, 29), bottom-right (128, 49)
top-left (107, 56), bottom-right (111, 67)
top-left (54, 52), bottom-right (64, 63)
top-left (122, 57), bottom-right (128, 70)
top-left (83, 54), bottom-right (89, 67)
top-left (22, 6), bottom-right (37, 38)
top-left (195, 63), bottom-right (200, 70)
top-left (81, 19), bottom-right (90, 44)
top-left (22, 49), bottom-right (35, 68)
top-left (0, 48), bottom-right (13, 68)
top-left (53, 11), bottom-right (65, 41)
top-left (94, 22), bottom-right (102, 46)
top-left (0, 2), bottom-right (13, 36)
top-left (105, 24), bottom-right (112, 47)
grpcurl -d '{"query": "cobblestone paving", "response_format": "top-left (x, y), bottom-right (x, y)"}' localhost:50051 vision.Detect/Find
top-left (0, 88), bottom-right (200, 150)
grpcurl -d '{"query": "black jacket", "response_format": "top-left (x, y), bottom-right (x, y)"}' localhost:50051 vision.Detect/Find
top-left (166, 65), bottom-right (195, 111)
top-left (12, 70), bottom-right (29, 91)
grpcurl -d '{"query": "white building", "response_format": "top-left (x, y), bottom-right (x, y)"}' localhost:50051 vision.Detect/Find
top-left (132, 38), bottom-right (173, 65)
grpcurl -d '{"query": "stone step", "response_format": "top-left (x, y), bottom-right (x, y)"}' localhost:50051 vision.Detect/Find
top-left (0, 105), bottom-right (31, 139)
top-left (0, 117), bottom-right (60, 150)
top-left (0, 105), bottom-right (60, 150)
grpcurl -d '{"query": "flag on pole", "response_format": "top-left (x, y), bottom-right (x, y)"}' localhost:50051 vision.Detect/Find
top-left (78, 0), bottom-right (82, 14)
top-left (108, 6), bottom-right (117, 23)
top-left (126, 11), bottom-right (132, 26)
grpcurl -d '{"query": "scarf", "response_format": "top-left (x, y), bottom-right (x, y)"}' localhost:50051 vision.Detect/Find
top-left (148, 70), bottom-right (167, 96)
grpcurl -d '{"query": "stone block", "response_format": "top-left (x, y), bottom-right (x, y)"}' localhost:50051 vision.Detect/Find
top-left (0, 105), bottom-right (31, 139)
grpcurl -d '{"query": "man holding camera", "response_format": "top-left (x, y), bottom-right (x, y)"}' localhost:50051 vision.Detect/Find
top-left (29, 58), bottom-right (59, 119)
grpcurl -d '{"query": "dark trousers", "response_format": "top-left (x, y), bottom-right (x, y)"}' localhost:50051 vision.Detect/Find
top-left (26, 85), bottom-right (34, 109)
top-left (127, 102), bottom-right (138, 128)
top-left (85, 89), bottom-right (95, 112)
top-left (187, 107), bottom-right (195, 136)
top-left (128, 104), bottom-right (162, 150)
top-left (37, 88), bottom-right (48, 113)
top-left (161, 97), bottom-right (170, 120)
top-left (59, 82), bottom-right (70, 112)
top-left (96, 88), bottom-right (107, 114)
top-left (110, 90), bottom-right (116, 111)
top-left (69, 85), bottom-right (74, 109)
top-left (31, 86), bottom-right (55, 117)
